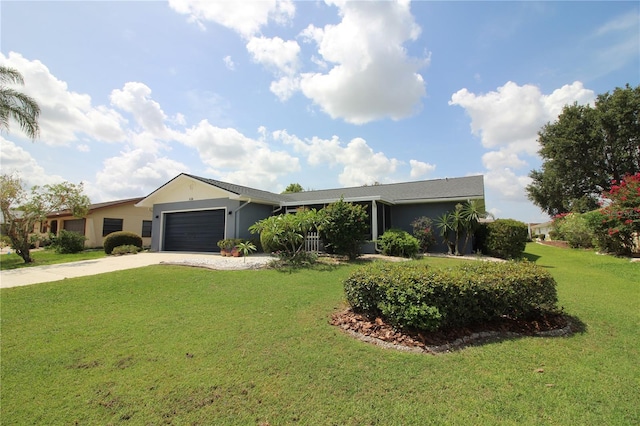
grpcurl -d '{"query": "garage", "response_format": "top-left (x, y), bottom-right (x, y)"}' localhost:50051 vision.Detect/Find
top-left (163, 209), bottom-right (225, 252)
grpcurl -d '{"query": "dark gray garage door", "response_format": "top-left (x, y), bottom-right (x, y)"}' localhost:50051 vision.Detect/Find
top-left (163, 209), bottom-right (225, 252)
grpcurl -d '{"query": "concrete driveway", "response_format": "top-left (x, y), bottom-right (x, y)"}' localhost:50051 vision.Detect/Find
top-left (0, 252), bottom-right (273, 289)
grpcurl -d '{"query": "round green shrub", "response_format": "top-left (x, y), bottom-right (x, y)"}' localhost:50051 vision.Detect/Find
top-left (377, 229), bottom-right (420, 258)
top-left (51, 229), bottom-right (86, 254)
top-left (104, 231), bottom-right (143, 254)
top-left (485, 219), bottom-right (529, 259)
top-left (344, 260), bottom-right (558, 332)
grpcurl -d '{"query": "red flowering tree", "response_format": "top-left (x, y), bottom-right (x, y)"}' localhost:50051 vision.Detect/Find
top-left (599, 173), bottom-right (640, 255)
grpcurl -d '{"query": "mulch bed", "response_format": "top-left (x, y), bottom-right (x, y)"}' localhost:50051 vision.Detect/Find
top-left (330, 309), bottom-right (573, 354)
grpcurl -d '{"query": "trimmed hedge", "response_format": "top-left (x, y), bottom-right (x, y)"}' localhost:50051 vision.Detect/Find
top-left (343, 261), bottom-right (558, 332)
top-left (103, 231), bottom-right (143, 255)
top-left (485, 219), bottom-right (529, 259)
top-left (377, 229), bottom-right (420, 258)
top-left (111, 245), bottom-right (142, 255)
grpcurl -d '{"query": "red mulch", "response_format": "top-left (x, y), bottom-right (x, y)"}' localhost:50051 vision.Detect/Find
top-left (330, 309), bottom-right (571, 354)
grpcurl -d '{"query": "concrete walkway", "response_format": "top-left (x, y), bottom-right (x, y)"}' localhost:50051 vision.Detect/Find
top-left (0, 252), bottom-right (273, 289)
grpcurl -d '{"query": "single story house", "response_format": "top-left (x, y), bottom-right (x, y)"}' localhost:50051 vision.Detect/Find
top-left (136, 173), bottom-right (485, 254)
top-left (530, 220), bottom-right (553, 240)
top-left (45, 197), bottom-right (153, 248)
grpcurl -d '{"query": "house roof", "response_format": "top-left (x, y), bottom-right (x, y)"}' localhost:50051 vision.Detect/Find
top-left (47, 197), bottom-right (145, 218)
top-left (142, 173), bottom-right (484, 207)
top-left (280, 175), bottom-right (484, 206)
top-left (185, 174), bottom-right (286, 204)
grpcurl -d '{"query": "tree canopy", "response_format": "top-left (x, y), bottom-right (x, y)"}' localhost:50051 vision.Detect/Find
top-left (0, 174), bottom-right (90, 263)
top-left (282, 183), bottom-right (304, 194)
top-left (0, 66), bottom-right (40, 140)
top-left (526, 84), bottom-right (640, 216)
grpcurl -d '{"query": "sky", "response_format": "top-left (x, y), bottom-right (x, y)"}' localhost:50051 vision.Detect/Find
top-left (1, 0), bottom-right (638, 223)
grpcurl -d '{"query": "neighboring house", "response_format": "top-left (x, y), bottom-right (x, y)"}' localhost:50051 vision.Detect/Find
top-left (46, 197), bottom-right (153, 248)
top-left (530, 221), bottom-right (553, 240)
top-left (136, 173), bottom-right (485, 254)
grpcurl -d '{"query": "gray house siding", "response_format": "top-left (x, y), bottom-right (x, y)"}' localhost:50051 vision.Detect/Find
top-left (234, 202), bottom-right (274, 241)
top-left (391, 201), bottom-right (472, 254)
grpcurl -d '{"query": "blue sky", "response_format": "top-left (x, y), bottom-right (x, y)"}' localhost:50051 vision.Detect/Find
top-left (1, 1), bottom-right (638, 223)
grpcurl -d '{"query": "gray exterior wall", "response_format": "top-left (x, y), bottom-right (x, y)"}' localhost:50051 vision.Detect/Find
top-left (233, 202), bottom-right (274, 242)
top-left (391, 201), bottom-right (473, 254)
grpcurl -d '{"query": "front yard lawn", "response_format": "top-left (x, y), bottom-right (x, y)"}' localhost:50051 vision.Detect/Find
top-left (0, 249), bottom-right (107, 271)
top-left (1, 244), bottom-right (638, 424)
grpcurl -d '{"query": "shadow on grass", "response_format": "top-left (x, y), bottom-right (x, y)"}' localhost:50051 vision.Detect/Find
top-left (522, 252), bottom-right (541, 262)
top-left (564, 313), bottom-right (588, 335)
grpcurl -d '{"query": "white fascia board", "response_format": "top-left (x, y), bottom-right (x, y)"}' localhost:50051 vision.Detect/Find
top-left (392, 195), bottom-right (484, 205)
top-left (280, 195), bottom-right (386, 207)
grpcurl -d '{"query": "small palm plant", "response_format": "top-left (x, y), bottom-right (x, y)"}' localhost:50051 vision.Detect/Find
top-left (235, 241), bottom-right (257, 263)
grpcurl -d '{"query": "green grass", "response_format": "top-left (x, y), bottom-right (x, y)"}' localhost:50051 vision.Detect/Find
top-left (1, 244), bottom-right (638, 425)
top-left (0, 249), bottom-right (106, 270)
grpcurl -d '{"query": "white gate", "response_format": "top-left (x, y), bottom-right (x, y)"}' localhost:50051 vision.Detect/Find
top-left (304, 232), bottom-right (325, 253)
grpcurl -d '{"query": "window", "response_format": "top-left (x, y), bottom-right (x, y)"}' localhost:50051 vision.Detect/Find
top-left (141, 220), bottom-right (152, 238)
top-left (64, 219), bottom-right (86, 235)
top-left (103, 218), bottom-right (123, 236)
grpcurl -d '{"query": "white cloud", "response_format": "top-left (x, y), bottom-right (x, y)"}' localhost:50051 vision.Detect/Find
top-left (0, 52), bottom-right (127, 145)
top-left (246, 36), bottom-right (301, 100)
top-left (109, 82), bottom-right (170, 137)
top-left (409, 159), bottom-right (436, 178)
top-left (223, 55), bottom-right (235, 70)
top-left (168, 1), bottom-right (428, 123)
top-left (481, 150), bottom-right (527, 171)
top-left (168, 0), bottom-right (295, 38)
top-left (338, 138), bottom-right (402, 186)
top-left (178, 120), bottom-right (300, 189)
top-left (273, 130), bottom-right (403, 186)
top-left (269, 76), bottom-right (300, 101)
top-left (0, 138), bottom-right (65, 188)
top-left (450, 81), bottom-right (594, 151)
top-left (246, 36), bottom-right (300, 75)
top-left (594, 10), bottom-right (639, 37)
top-left (93, 149), bottom-right (188, 201)
top-left (484, 168), bottom-right (533, 201)
top-left (450, 80), bottom-right (596, 206)
top-left (298, 0), bottom-right (428, 124)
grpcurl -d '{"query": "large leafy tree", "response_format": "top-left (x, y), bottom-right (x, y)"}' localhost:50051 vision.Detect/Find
top-left (0, 174), bottom-right (90, 263)
top-left (527, 84), bottom-right (640, 216)
top-left (0, 66), bottom-right (40, 140)
top-left (282, 183), bottom-right (304, 194)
